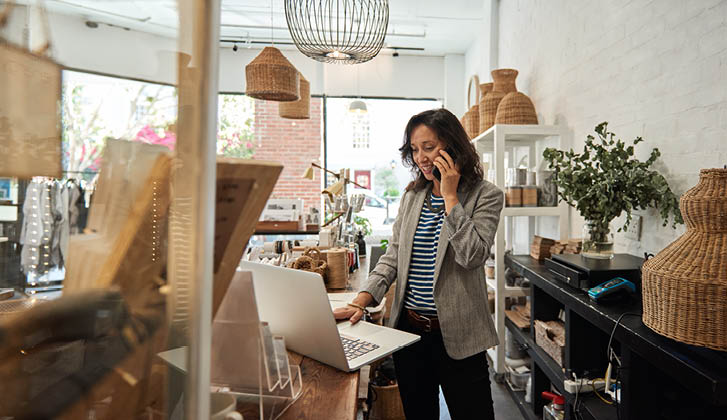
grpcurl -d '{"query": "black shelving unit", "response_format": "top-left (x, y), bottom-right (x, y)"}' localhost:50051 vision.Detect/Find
top-left (504, 382), bottom-right (538, 420)
top-left (502, 254), bottom-right (727, 420)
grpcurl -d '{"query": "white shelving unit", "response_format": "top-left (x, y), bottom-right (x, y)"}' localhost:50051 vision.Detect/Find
top-left (472, 124), bottom-right (570, 378)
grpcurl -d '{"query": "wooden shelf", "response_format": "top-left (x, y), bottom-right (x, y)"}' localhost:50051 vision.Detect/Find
top-left (254, 230), bottom-right (319, 235)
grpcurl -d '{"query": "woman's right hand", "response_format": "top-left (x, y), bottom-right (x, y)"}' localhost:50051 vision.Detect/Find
top-left (333, 292), bottom-right (374, 324)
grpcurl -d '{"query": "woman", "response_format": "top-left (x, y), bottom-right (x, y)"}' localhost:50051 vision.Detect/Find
top-left (334, 108), bottom-right (503, 419)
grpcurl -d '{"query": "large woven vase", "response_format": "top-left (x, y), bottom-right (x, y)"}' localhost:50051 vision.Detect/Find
top-left (642, 168), bottom-right (727, 351)
top-left (478, 82), bottom-right (494, 133)
top-left (462, 75), bottom-right (481, 139)
top-left (495, 92), bottom-right (538, 124)
top-left (482, 69), bottom-right (518, 130)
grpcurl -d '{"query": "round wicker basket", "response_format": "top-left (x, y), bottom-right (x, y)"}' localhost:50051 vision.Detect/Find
top-left (369, 383), bottom-right (406, 420)
top-left (279, 73), bottom-right (310, 119)
top-left (482, 69), bottom-right (518, 130)
top-left (495, 92), bottom-right (538, 125)
top-left (245, 46), bottom-right (300, 102)
top-left (478, 82), bottom-right (494, 133)
top-left (642, 168), bottom-right (727, 351)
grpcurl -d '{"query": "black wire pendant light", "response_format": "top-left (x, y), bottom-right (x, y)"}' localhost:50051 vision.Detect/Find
top-left (285, 0), bottom-right (390, 65)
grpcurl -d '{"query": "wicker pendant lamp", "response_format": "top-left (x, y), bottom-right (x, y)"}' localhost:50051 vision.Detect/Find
top-left (279, 73), bottom-right (310, 119)
top-left (642, 168), bottom-right (727, 351)
top-left (284, 0), bottom-right (389, 64)
top-left (245, 46), bottom-right (300, 102)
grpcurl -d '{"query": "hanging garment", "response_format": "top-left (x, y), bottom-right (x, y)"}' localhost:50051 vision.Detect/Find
top-left (50, 181), bottom-right (65, 268)
top-left (68, 182), bottom-right (82, 234)
top-left (20, 181), bottom-right (55, 275)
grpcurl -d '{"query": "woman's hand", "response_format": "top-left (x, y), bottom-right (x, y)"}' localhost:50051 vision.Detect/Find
top-left (433, 149), bottom-right (461, 212)
top-left (333, 292), bottom-right (374, 324)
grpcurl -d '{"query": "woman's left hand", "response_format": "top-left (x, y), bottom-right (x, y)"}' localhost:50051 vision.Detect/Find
top-left (434, 149), bottom-right (461, 201)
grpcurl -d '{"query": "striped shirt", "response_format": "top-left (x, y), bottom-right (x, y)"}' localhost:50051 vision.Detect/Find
top-left (403, 192), bottom-right (445, 316)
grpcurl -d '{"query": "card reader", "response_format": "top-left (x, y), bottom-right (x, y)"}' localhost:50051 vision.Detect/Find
top-left (588, 277), bottom-right (636, 302)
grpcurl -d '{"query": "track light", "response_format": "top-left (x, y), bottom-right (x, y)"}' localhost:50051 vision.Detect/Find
top-left (233, 43), bottom-right (238, 52)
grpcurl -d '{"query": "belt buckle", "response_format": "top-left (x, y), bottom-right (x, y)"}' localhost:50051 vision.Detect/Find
top-left (420, 314), bottom-right (432, 333)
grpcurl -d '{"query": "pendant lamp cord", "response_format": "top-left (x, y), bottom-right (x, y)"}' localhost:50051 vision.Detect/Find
top-left (270, 0), bottom-right (274, 46)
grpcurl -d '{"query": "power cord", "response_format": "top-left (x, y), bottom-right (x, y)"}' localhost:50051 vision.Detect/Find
top-left (605, 312), bottom-right (640, 419)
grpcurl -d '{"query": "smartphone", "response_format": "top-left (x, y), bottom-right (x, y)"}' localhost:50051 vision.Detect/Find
top-left (433, 147), bottom-right (455, 181)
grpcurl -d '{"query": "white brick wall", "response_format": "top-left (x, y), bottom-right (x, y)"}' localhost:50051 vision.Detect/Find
top-left (492, 0), bottom-right (727, 255)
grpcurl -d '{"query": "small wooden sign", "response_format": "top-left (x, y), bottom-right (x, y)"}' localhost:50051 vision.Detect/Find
top-left (0, 42), bottom-right (62, 178)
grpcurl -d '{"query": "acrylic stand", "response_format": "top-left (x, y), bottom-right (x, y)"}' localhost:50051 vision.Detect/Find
top-left (158, 270), bottom-right (302, 420)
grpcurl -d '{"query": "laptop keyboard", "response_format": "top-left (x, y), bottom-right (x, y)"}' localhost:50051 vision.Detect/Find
top-left (340, 334), bottom-right (380, 361)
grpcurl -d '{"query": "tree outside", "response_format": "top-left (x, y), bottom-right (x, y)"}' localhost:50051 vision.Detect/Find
top-left (374, 166), bottom-right (400, 200)
top-left (62, 71), bottom-right (257, 176)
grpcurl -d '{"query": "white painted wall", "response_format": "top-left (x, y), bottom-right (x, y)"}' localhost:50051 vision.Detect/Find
top-left (444, 54), bottom-right (466, 117)
top-left (463, 0), bottom-right (496, 112)
top-left (25, 10), bottom-right (453, 102)
top-left (495, 0), bottom-right (727, 256)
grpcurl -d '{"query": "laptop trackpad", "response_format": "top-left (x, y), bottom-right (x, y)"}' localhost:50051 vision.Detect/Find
top-left (337, 321), bottom-right (418, 344)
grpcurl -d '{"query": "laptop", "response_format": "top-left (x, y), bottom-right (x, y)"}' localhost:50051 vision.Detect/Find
top-left (239, 261), bottom-right (420, 372)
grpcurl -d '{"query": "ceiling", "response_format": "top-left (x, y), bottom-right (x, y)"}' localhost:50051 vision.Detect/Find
top-left (32, 0), bottom-right (484, 56)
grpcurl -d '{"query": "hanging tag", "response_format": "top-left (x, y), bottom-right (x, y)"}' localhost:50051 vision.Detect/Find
top-left (0, 1), bottom-right (62, 179)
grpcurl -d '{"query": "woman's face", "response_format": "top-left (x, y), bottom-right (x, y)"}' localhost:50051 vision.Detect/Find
top-left (410, 124), bottom-right (445, 181)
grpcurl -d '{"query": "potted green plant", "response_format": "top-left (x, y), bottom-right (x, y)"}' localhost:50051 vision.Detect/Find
top-left (543, 122), bottom-right (683, 259)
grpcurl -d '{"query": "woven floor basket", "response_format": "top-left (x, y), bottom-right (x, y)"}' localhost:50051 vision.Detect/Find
top-left (279, 73), bottom-right (310, 119)
top-left (245, 46), bottom-right (299, 102)
top-left (495, 92), bottom-right (538, 124)
top-left (369, 383), bottom-right (406, 420)
top-left (482, 69), bottom-right (518, 131)
top-left (642, 168), bottom-right (727, 351)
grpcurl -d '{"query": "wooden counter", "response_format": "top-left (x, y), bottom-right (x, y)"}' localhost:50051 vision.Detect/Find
top-left (277, 351), bottom-right (359, 420)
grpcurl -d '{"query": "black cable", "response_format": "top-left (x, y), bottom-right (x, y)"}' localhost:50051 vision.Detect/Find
top-left (606, 313), bottom-right (639, 420)
top-left (607, 312), bottom-right (640, 365)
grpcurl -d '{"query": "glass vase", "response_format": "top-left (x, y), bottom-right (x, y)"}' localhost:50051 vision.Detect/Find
top-left (582, 221), bottom-right (614, 259)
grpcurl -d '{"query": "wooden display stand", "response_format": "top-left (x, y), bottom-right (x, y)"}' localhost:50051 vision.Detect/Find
top-left (7, 139), bottom-right (283, 419)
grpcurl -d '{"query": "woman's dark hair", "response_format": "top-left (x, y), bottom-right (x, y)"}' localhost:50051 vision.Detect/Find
top-left (399, 108), bottom-right (484, 192)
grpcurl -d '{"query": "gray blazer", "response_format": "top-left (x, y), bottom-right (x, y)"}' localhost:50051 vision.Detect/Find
top-left (361, 180), bottom-right (504, 360)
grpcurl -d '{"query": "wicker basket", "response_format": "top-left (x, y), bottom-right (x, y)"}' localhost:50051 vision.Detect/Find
top-left (642, 168), bottom-right (727, 351)
top-left (369, 383), bottom-right (406, 420)
top-left (324, 248), bottom-right (348, 289)
top-left (495, 92), bottom-right (538, 125)
top-left (279, 73), bottom-right (310, 119)
top-left (245, 46), bottom-right (300, 102)
top-left (482, 69), bottom-right (519, 131)
top-left (291, 246), bottom-right (328, 280)
top-left (478, 82), bottom-right (494, 133)
top-left (461, 75), bottom-right (481, 139)
top-left (534, 319), bottom-right (565, 367)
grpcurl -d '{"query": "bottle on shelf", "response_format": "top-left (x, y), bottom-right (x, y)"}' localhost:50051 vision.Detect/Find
top-left (541, 391), bottom-right (565, 420)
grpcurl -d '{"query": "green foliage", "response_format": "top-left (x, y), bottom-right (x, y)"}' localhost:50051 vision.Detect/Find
top-left (542, 122), bottom-right (683, 239)
top-left (354, 215), bottom-right (372, 237)
top-left (380, 239), bottom-right (389, 251)
top-left (216, 94), bottom-right (256, 158)
top-left (374, 167), bottom-right (400, 199)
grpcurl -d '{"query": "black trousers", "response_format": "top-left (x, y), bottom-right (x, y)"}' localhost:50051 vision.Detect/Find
top-left (393, 314), bottom-right (495, 420)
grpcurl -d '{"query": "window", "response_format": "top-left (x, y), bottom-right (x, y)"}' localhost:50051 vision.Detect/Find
top-left (351, 113), bottom-right (370, 149)
top-left (326, 97), bottom-right (442, 236)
